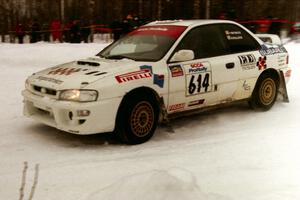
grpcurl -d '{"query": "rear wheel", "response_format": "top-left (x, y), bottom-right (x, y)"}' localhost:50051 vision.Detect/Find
top-left (115, 93), bottom-right (159, 144)
top-left (249, 73), bottom-right (279, 110)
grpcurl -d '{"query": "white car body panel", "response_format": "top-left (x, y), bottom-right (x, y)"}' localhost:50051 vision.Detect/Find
top-left (22, 20), bottom-right (291, 135)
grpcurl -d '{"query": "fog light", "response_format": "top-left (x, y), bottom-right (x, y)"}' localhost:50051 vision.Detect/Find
top-left (77, 110), bottom-right (90, 117)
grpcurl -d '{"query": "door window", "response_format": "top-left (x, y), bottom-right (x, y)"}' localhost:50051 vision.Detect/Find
top-left (221, 24), bottom-right (260, 53)
top-left (172, 25), bottom-right (229, 60)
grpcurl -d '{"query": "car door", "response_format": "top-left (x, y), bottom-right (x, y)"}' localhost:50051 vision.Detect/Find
top-left (220, 23), bottom-right (263, 100)
top-left (167, 24), bottom-right (239, 113)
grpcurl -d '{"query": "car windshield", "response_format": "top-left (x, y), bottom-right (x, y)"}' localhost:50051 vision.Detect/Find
top-left (97, 25), bottom-right (187, 61)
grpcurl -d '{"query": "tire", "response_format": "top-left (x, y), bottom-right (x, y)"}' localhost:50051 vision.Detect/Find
top-left (115, 93), bottom-right (159, 144)
top-left (249, 73), bottom-right (279, 111)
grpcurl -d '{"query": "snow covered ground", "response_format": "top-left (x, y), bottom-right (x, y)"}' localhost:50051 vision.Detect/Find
top-left (0, 41), bottom-right (299, 200)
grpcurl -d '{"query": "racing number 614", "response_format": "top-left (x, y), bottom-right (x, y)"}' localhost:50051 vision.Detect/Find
top-left (188, 73), bottom-right (210, 95)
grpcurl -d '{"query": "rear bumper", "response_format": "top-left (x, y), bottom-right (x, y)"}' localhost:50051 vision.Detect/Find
top-left (22, 90), bottom-right (121, 135)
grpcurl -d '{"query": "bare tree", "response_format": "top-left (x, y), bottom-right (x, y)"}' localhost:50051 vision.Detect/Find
top-left (138, 0), bottom-right (143, 17)
top-left (1, 0), bottom-right (300, 42)
top-left (157, 0), bottom-right (162, 20)
top-left (205, 0), bottom-right (210, 19)
top-left (193, 0), bottom-right (201, 19)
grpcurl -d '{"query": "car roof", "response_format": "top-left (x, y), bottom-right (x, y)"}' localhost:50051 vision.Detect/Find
top-left (145, 19), bottom-right (238, 27)
top-left (145, 19), bottom-right (264, 46)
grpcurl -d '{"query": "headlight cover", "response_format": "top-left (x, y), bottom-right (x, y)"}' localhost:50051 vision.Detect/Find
top-left (59, 90), bottom-right (98, 102)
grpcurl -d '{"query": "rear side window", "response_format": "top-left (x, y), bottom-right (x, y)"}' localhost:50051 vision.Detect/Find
top-left (221, 24), bottom-right (260, 53)
top-left (173, 24), bottom-right (229, 59)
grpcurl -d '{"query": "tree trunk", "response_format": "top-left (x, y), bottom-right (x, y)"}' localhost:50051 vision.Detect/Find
top-left (205, 0), bottom-right (210, 19)
top-left (157, 0), bottom-right (162, 20)
top-left (60, 0), bottom-right (65, 23)
top-left (138, 0), bottom-right (143, 17)
top-left (193, 0), bottom-right (201, 19)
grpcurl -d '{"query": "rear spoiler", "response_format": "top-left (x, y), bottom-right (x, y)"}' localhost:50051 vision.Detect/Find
top-left (256, 34), bottom-right (282, 45)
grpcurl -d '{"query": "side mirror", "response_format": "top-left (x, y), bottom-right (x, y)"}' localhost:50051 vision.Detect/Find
top-left (170, 49), bottom-right (195, 62)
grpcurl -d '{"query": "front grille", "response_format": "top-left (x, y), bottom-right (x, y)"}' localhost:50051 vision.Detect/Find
top-left (33, 85), bottom-right (57, 96)
top-left (37, 108), bottom-right (51, 116)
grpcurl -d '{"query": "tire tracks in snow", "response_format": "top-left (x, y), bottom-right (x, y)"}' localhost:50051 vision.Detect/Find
top-left (19, 162), bottom-right (40, 200)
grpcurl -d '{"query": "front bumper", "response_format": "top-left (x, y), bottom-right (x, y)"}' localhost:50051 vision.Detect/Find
top-left (22, 90), bottom-right (121, 135)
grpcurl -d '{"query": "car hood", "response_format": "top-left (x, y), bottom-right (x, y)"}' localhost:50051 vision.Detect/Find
top-left (28, 57), bottom-right (141, 90)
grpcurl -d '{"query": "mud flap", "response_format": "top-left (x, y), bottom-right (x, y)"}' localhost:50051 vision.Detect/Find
top-left (158, 97), bottom-right (175, 133)
top-left (158, 97), bottom-right (169, 123)
top-left (278, 70), bottom-right (289, 102)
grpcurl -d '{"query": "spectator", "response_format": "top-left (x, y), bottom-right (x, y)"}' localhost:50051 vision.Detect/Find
top-left (42, 23), bottom-right (50, 42)
top-left (30, 20), bottom-right (41, 43)
top-left (15, 23), bottom-right (25, 44)
top-left (218, 12), bottom-right (226, 20)
top-left (268, 18), bottom-right (281, 36)
top-left (132, 16), bottom-right (143, 29)
top-left (70, 20), bottom-right (81, 43)
top-left (121, 14), bottom-right (134, 37)
top-left (110, 20), bottom-right (122, 41)
top-left (63, 22), bottom-right (72, 42)
top-left (81, 23), bottom-right (91, 43)
top-left (257, 19), bottom-right (271, 33)
top-left (50, 20), bottom-right (62, 42)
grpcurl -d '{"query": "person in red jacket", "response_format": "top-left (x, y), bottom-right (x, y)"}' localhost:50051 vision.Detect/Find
top-left (50, 20), bottom-right (62, 42)
top-left (15, 23), bottom-right (25, 44)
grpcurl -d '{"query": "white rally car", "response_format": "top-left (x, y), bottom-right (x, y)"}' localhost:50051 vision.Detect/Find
top-left (23, 20), bottom-right (291, 144)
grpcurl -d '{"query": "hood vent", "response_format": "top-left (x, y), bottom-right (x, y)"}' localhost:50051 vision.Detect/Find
top-left (77, 61), bottom-right (100, 67)
top-left (94, 72), bottom-right (107, 76)
top-left (85, 71), bottom-right (99, 75)
top-left (84, 71), bottom-right (107, 76)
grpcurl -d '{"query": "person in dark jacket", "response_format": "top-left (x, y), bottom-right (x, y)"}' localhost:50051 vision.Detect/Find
top-left (268, 18), bottom-right (281, 36)
top-left (81, 23), bottom-right (91, 43)
top-left (122, 14), bottom-right (134, 35)
top-left (42, 23), bottom-right (50, 42)
top-left (110, 20), bottom-right (122, 41)
top-left (30, 21), bottom-right (41, 43)
top-left (70, 20), bottom-right (81, 43)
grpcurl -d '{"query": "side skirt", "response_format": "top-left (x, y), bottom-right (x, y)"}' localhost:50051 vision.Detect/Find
top-left (166, 99), bottom-right (248, 120)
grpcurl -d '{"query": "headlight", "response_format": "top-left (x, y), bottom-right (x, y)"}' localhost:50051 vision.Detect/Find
top-left (59, 90), bottom-right (98, 102)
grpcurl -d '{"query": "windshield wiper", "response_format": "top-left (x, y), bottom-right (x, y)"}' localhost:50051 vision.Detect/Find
top-left (97, 54), bottom-right (105, 58)
top-left (105, 55), bottom-right (135, 60)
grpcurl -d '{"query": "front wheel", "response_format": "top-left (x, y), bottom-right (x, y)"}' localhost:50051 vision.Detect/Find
top-left (115, 93), bottom-right (159, 144)
top-left (249, 73), bottom-right (279, 110)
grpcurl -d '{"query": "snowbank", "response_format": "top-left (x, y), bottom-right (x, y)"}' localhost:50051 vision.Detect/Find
top-left (0, 42), bottom-right (299, 200)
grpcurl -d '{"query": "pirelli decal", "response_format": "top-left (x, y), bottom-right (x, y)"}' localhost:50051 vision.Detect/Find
top-left (115, 69), bottom-right (152, 83)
